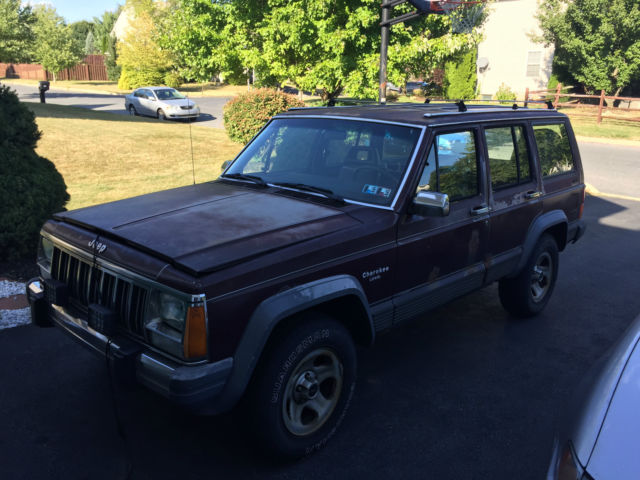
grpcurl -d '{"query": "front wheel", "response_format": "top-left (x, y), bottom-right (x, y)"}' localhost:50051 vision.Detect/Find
top-left (157, 109), bottom-right (167, 121)
top-left (499, 234), bottom-right (559, 318)
top-left (243, 314), bottom-right (356, 458)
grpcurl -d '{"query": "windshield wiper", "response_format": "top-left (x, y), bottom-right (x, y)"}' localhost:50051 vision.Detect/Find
top-left (272, 182), bottom-right (345, 203)
top-left (220, 173), bottom-right (268, 187)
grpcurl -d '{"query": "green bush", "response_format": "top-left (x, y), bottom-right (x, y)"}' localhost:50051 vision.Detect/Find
top-left (118, 67), bottom-right (165, 90)
top-left (223, 88), bottom-right (305, 144)
top-left (164, 71), bottom-right (183, 89)
top-left (0, 85), bottom-right (69, 260)
top-left (444, 50), bottom-right (477, 100)
top-left (495, 83), bottom-right (516, 104)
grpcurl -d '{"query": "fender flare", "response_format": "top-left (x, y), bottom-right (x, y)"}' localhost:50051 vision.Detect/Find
top-left (214, 275), bottom-right (373, 412)
top-left (511, 210), bottom-right (567, 277)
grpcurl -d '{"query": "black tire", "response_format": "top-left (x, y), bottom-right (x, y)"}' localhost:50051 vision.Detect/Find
top-left (499, 234), bottom-right (559, 318)
top-left (157, 109), bottom-right (166, 120)
top-left (242, 313), bottom-right (356, 458)
top-left (128, 105), bottom-right (137, 116)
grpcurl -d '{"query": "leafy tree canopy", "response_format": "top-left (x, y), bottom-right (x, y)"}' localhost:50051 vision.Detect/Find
top-left (0, 0), bottom-right (36, 62)
top-left (537, 0), bottom-right (640, 95)
top-left (160, 0), bottom-right (483, 101)
top-left (93, 8), bottom-right (121, 54)
top-left (117, 3), bottom-right (175, 89)
top-left (32, 6), bottom-right (83, 80)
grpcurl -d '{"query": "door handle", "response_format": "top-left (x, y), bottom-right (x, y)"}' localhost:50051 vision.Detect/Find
top-left (525, 190), bottom-right (542, 199)
top-left (469, 205), bottom-right (490, 216)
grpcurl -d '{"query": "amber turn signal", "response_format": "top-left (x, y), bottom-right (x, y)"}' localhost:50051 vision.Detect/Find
top-left (183, 305), bottom-right (207, 359)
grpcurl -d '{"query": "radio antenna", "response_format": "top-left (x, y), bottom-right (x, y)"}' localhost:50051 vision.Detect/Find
top-left (187, 93), bottom-right (195, 184)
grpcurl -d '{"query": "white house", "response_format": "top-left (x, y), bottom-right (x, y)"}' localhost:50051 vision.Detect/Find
top-left (476, 0), bottom-right (554, 99)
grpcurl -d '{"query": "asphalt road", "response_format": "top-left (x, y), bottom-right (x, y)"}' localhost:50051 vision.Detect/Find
top-left (579, 141), bottom-right (640, 198)
top-left (6, 83), bottom-right (230, 129)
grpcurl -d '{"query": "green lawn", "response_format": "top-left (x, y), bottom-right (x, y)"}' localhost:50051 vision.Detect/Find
top-left (27, 103), bottom-right (243, 211)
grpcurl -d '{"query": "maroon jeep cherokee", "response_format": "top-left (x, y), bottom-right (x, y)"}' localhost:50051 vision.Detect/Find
top-left (28, 103), bottom-right (585, 457)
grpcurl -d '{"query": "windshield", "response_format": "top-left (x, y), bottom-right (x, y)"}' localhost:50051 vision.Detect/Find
top-left (225, 117), bottom-right (422, 206)
top-left (155, 88), bottom-right (185, 100)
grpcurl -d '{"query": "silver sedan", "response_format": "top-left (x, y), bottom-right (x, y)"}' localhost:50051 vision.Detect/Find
top-left (124, 86), bottom-right (200, 121)
top-left (547, 313), bottom-right (640, 480)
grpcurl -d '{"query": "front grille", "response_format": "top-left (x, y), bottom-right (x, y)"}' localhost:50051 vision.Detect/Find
top-left (180, 105), bottom-right (191, 110)
top-left (51, 248), bottom-right (148, 336)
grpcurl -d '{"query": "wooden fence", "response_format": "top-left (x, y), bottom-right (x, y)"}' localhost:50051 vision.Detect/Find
top-left (0, 55), bottom-right (108, 82)
top-left (524, 83), bottom-right (640, 124)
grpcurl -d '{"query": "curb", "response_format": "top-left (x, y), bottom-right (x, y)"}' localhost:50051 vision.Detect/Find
top-left (576, 136), bottom-right (640, 148)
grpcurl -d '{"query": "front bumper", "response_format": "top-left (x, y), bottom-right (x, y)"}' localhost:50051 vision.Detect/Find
top-left (27, 279), bottom-right (232, 413)
top-left (167, 109), bottom-right (199, 119)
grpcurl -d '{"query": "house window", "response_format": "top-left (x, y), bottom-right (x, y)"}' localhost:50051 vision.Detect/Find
top-left (526, 51), bottom-right (542, 77)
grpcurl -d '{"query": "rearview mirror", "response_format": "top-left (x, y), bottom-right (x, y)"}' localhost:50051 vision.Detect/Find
top-left (220, 160), bottom-right (231, 171)
top-left (411, 191), bottom-right (450, 217)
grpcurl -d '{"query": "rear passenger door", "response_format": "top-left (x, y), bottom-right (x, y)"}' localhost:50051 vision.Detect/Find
top-left (483, 123), bottom-right (542, 282)
top-left (395, 127), bottom-right (490, 324)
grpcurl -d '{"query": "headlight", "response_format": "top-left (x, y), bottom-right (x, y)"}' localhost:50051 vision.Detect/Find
top-left (144, 291), bottom-right (207, 360)
top-left (38, 236), bottom-right (54, 273)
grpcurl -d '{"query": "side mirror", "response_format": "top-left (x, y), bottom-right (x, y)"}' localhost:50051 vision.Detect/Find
top-left (220, 160), bottom-right (231, 171)
top-left (411, 191), bottom-right (450, 217)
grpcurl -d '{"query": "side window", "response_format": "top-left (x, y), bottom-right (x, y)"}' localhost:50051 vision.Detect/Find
top-left (485, 125), bottom-right (532, 189)
top-left (416, 130), bottom-right (478, 202)
top-left (533, 123), bottom-right (574, 177)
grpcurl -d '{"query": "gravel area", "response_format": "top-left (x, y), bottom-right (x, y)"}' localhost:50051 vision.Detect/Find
top-left (0, 279), bottom-right (31, 331)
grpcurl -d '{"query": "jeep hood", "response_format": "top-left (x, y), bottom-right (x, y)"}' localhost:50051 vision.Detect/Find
top-left (54, 181), bottom-right (359, 275)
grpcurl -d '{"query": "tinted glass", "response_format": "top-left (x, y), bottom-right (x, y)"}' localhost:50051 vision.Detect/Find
top-left (533, 123), bottom-right (573, 176)
top-left (486, 126), bottom-right (532, 189)
top-left (227, 118), bottom-right (422, 206)
top-left (486, 127), bottom-right (518, 188)
top-left (436, 131), bottom-right (478, 201)
top-left (416, 131), bottom-right (478, 202)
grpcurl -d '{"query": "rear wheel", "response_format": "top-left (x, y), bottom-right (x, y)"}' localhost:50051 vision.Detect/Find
top-left (243, 314), bottom-right (356, 458)
top-left (499, 234), bottom-right (559, 318)
top-left (128, 105), bottom-right (137, 116)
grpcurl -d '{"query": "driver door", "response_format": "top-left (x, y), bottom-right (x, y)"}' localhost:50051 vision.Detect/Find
top-left (394, 127), bottom-right (489, 324)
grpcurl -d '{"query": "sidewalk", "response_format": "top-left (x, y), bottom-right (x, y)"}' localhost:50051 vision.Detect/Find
top-left (0, 278), bottom-right (30, 330)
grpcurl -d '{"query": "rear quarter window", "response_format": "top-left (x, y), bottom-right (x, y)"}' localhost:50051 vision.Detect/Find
top-left (532, 123), bottom-right (574, 177)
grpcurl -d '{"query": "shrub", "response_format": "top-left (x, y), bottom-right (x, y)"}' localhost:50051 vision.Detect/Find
top-left (495, 83), bottom-right (516, 104)
top-left (118, 67), bottom-right (165, 90)
top-left (444, 50), bottom-right (477, 100)
top-left (223, 88), bottom-right (305, 144)
top-left (0, 85), bottom-right (69, 260)
top-left (164, 71), bottom-right (183, 89)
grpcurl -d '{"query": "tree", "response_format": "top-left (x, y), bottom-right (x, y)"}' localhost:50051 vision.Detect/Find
top-left (0, 0), bottom-right (36, 62)
top-left (93, 8), bottom-right (121, 54)
top-left (117, 6), bottom-right (174, 89)
top-left (69, 20), bottom-right (94, 53)
top-left (162, 0), bottom-right (483, 103)
top-left (84, 31), bottom-right (96, 55)
top-left (32, 6), bottom-right (83, 81)
top-left (444, 48), bottom-right (477, 99)
top-left (537, 0), bottom-right (640, 95)
top-left (157, 0), bottom-right (228, 83)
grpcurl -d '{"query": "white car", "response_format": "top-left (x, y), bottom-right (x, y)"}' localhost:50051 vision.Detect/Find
top-left (124, 86), bottom-right (200, 121)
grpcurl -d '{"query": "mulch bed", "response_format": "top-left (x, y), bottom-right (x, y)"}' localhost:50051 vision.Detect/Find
top-left (0, 257), bottom-right (39, 283)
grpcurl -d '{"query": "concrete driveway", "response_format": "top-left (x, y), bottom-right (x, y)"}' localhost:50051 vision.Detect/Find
top-left (6, 83), bottom-right (230, 129)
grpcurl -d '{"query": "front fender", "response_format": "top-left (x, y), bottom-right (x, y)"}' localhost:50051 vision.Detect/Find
top-left (212, 275), bottom-right (373, 413)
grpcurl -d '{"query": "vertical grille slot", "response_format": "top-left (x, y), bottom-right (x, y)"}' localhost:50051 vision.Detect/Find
top-left (50, 247), bottom-right (148, 337)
